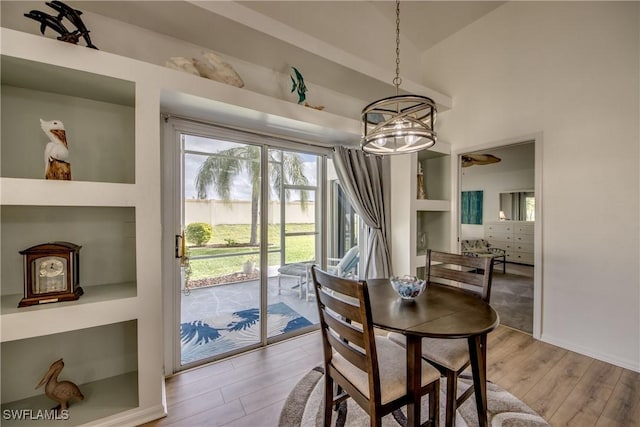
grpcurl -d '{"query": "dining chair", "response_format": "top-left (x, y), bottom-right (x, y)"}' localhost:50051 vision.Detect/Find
top-left (311, 265), bottom-right (440, 427)
top-left (388, 250), bottom-right (494, 427)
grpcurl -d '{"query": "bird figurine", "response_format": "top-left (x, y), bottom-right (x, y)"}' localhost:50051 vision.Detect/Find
top-left (40, 119), bottom-right (71, 180)
top-left (36, 358), bottom-right (84, 411)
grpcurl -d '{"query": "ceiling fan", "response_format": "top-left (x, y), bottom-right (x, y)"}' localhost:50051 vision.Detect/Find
top-left (461, 153), bottom-right (501, 168)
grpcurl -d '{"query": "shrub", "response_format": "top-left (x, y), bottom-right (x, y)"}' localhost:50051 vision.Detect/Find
top-left (185, 222), bottom-right (213, 246)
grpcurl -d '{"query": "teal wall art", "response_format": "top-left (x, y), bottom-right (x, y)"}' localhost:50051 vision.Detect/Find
top-left (461, 191), bottom-right (483, 224)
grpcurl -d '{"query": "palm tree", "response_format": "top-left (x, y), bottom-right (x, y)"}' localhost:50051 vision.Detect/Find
top-left (195, 147), bottom-right (309, 245)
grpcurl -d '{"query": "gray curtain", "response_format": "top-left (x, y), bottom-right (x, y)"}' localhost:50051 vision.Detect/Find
top-left (332, 146), bottom-right (392, 279)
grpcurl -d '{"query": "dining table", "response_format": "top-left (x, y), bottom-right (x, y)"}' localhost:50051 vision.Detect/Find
top-left (367, 279), bottom-right (499, 427)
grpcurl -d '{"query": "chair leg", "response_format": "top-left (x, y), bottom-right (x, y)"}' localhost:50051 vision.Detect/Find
top-left (446, 370), bottom-right (458, 427)
top-left (429, 380), bottom-right (440, 427)
top-left (324, 375), bottom-right (334, 427)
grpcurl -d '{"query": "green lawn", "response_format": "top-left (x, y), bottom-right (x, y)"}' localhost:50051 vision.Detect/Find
top-left (186, 223), bottom-right (316, 280)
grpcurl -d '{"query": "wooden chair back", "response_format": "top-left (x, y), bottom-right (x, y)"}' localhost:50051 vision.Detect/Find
top-left (427, 249), bottom-right (494, 302)
top-left (310, 265), bottom-right (381, 410)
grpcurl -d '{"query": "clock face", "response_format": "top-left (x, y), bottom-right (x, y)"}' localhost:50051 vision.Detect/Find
top-left (32, 256), bottom-right (68, 294)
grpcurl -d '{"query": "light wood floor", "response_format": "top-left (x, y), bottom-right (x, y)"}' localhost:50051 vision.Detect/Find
top-left (141, 326), bottom-right (639, 426)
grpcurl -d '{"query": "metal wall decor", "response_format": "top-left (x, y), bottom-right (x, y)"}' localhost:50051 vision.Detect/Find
top-left (24, 1), bottom-right (98, 49)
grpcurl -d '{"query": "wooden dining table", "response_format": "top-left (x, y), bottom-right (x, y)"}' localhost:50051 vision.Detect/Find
top-left (367, 279), bottom-right (499, 427)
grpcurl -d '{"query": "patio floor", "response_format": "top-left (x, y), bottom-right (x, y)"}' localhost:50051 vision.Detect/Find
top-left (180, 272), bottom-right (319, 364)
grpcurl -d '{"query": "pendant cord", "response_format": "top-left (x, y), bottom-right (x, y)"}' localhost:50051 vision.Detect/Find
top-left (393, 0), bottom-right (402, 96)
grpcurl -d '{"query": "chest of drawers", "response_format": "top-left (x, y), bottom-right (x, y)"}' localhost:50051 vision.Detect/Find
top-left (485, 221), bottom-right (534, 265)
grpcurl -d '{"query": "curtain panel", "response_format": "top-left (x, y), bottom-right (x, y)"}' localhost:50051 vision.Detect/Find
top-left (332, 146), bottom-right (392, 279)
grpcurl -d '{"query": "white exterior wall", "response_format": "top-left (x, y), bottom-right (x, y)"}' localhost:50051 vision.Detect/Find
top-left (185, 200), bottom-right (315, 226)
top-left (422, 2), bottom-right (639, 370)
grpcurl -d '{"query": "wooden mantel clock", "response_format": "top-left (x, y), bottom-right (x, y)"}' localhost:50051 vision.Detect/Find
top-left (19, 242), bottom-right (83, 307)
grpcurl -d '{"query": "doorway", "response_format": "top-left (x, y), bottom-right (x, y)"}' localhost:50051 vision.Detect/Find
top-left (457, 138), bottom-right (541, 336)
top-left (164, 118), bottom-right (326, 371)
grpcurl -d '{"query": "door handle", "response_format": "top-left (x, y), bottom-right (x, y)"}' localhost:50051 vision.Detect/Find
top-left (175, 232), bottom-right (186, 265)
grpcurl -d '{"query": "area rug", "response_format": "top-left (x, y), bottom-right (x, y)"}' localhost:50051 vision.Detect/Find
top-left (278, 367), bottom-right (550, 427)
top-left (491, 272), bottom-right (534, 334)
top-left (180, 302), bottom-right (312, 364)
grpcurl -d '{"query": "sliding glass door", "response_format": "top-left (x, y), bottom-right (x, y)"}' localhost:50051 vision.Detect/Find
top-left (179, 135), bottom-right (264, 367)
top-left (267, 149), bottom-right (321, 338)
top-left (170, 120), bottom-right (324, 370)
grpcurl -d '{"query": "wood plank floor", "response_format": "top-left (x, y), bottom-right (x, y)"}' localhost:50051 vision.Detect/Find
top-left (141, 326), bottom-right (639, 426)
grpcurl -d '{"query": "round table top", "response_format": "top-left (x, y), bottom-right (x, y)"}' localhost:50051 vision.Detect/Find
top-left (367, 279), bottom-right (499, 339)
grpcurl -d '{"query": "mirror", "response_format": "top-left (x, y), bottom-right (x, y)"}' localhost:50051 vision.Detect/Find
top-left (499, 190), bottom-right (535, 221)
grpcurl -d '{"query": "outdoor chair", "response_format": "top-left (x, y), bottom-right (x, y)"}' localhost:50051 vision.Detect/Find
top-left (278, 246), bottom-right (359, 301)
top-left (277, 262), bottom-right (310, 299)
top-left (388, 250), bottom-right (494, 427)
top-left (327, 245), bottom-right (360, 279)
top-left (311, 266), bottom-right (440, 427)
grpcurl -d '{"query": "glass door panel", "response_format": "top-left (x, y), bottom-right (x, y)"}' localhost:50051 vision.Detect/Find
top-left (267, 149), bottom-right (319, 339)
top-left (326, 158), bottom-right (360, 275)
top-left (180, 135), bottom-right (263, 367)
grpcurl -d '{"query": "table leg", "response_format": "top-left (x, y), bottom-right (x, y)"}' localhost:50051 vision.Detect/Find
top-left (406, 335), bottom-right (422, 427)
top-left (468, 334), bottom-right (488, 427)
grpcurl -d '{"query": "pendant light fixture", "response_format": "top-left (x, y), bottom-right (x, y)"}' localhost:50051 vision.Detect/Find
top-left (361, 0), bottom-right (437, 155)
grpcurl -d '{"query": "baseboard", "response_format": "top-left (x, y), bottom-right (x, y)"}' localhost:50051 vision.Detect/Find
top-left (82, 404), bottom-right (167, 427)
top-left (541, 333), bottom-right (640, 372)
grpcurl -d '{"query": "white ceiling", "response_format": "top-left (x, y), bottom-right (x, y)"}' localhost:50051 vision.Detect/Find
top-left (71, 1), bottom-right (504, 71)
top-left (64, 1), bottom-right (503, 106)
top-left (240, 1), bottom-right (504, 54)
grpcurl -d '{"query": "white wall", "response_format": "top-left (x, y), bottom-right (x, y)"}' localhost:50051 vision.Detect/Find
top-left (185, 199), bottom-right (315, 226)
top-left (460, 143), bottom-right (535, 239)
top-left (422, 2), bottom-right (639, 370)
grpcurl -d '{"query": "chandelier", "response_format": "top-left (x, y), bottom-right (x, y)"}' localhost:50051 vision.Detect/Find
top-left (361, 0), bottom-right (437, 155)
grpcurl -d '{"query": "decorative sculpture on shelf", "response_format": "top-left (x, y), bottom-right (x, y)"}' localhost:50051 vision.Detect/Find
top-left (289, 66), bottom-right (324, 110)
top-left (166, 52), bottom-right (244, 88)
top-left (417, 163), bottom-right (426, 199)
top-left (41, 119), bottom-right (71, 180)
top-left (36, 359), bottom-right (84, 412)
top-left (24, 1), bottom-right (98, 49)
top-left (290, 67), bottom-right (307, 104)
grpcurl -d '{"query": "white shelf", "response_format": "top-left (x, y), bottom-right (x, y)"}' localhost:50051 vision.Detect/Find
top-left (1, 55), bottom-right (135, 107)
top-left (1, 283), bottom-right (137, 342)
top-left (414, 199), bottom-right (451, 212)
top-left (0, 372), bottom-right (138, 426)
top-left (0, 178), bottom-right (137, 207)
top-left (2, 28), bottom-right (361, 148)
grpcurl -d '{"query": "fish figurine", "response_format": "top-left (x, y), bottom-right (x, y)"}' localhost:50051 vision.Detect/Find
top-left (24, 1), bottom-right (97, 49)
top-left (45, 1), bottom-right (98, 49)
top-left (290, 67), bottom-right (307, 104)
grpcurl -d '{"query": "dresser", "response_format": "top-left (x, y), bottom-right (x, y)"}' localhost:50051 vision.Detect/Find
top-left (485, 221), bottom-right (535, 265)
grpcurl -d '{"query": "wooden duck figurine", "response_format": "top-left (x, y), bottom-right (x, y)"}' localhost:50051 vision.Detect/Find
top-left (36, 358), bottom-right (84, 411)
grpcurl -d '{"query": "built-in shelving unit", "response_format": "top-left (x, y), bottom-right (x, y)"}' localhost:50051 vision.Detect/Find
top-left (1, 28), bottom-right (163, 426)
top-left (0, 25), bottom-right (378, 425)
top-left (390, 142), bottom-right (452, 277)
